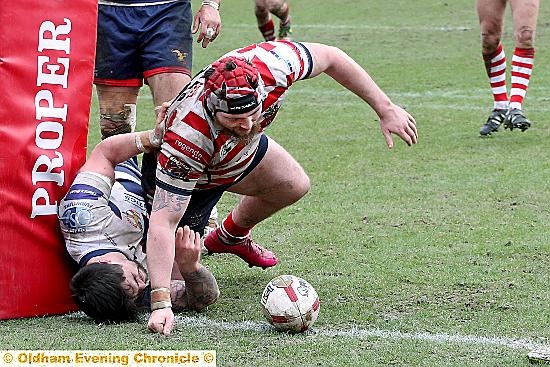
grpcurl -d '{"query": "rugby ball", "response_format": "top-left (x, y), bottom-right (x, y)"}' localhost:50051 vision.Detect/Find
top-left (260, 274), bottom-right (320, 333)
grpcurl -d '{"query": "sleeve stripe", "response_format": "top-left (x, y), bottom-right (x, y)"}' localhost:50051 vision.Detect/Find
top-left (155, 178), bottom-right (194, 196)
top-left (295, 42), bottom-right (314, 80)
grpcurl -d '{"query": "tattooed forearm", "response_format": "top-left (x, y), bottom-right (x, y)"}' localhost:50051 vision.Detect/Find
top-left (152, 188), bottom-right (189, 213)
top-left (182, 265), bottom-right (220, 312)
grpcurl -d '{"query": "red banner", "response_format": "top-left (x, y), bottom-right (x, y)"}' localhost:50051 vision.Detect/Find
top-left (0, 1), bottom-right (97, 318)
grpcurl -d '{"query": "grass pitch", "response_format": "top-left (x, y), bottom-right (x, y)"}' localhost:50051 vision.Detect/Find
top-left (2, 0), bottom-right (550, 366)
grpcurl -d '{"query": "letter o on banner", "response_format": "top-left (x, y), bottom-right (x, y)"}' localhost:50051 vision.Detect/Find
top-left (0, 0), bottom-right (97, 318)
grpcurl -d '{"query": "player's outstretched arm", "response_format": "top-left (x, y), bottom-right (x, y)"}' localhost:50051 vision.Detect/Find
top-left (302, 42), bottom-right (418, 149)
top-left (147, 188), bottom-right (192, 335)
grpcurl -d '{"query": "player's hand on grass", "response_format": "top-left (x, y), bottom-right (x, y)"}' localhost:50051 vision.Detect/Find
top-left (147, 307), bottom-right (175, 336)
top-left (378, 103), bottom-right (418, 149)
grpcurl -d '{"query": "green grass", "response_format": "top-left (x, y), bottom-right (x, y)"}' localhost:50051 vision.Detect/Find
top-left (3, 0), bottom-right (550, 366)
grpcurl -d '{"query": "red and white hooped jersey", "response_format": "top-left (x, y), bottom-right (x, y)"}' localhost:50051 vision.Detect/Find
top-left (156, 41), bottom-right (314, 196)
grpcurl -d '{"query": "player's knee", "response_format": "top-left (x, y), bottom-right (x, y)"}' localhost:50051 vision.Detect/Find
top-left (99, 103), bottom-right (136, 139)
top-left (480, 33), bottom-right (501, 54)
top-left (297, 173), bottom-right (310, 198)
top-left (516, 26), bottom-right (535, 48)
top-left (254, 5), bottom-right (269, 18)
top-left (287, 171), bottom-right (310, 203)
top-left (271, 0), bottom-right (287, 14)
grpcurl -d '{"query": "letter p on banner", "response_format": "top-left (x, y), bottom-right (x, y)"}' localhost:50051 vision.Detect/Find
top-left (0, 0), bottom-right (97, 318)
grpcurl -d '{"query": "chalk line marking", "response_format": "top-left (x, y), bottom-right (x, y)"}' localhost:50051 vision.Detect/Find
top-left (62, 309), bottom-right (548, 351)
top-left (172, 314), bottom-right (549, 351)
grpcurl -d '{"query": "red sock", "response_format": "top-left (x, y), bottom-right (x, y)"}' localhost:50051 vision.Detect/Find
top-left (259, 19), bottom-right (276, 41)
top-left (219, 211), bottom-right (252, 243)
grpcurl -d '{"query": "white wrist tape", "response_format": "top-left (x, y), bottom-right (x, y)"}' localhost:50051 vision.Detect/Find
top-left (135, 133), bottom-right (149, 153)
top-left (201, 0), bottom-right (219, 10)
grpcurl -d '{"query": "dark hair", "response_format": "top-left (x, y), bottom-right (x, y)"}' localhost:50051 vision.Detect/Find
top-left (70, 263), bottom-right (139, 323)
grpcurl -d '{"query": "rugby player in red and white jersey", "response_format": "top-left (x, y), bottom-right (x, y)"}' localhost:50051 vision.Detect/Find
top-left (146, 41), bottom-right (418, 335)
top-left (58, 124), bottom-right (219, 323)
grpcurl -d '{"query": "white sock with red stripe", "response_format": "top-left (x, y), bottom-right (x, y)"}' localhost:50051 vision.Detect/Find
top-left (483, 43), bottom-right (508, 111)
top-left (509, 47), bottom-right (535, 111)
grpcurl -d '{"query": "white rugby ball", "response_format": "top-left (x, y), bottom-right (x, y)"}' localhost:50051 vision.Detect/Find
top-left (260, 274), bottom-right (320, 333)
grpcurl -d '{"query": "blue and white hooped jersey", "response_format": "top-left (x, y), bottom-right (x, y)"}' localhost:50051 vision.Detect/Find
top-left (58, 159), bottom-right (148, 268)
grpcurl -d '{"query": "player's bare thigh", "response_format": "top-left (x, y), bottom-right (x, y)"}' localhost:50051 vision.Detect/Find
top-left (510, 0), bottom-right (539, 48)
top-left (255, 0), bottom-right (286, 19)
top-left (147, 73), bottom-right (191, 108)
top-left (229, 136), bottom-right (310, 202)
top-left (254, 0), bottom-right (269, 13)
top-left (255, 0), bottom-right (284, 11)
top-left (476, 0), bottom-right (507, 53)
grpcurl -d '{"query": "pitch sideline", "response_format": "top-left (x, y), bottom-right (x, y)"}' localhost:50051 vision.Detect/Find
top-left (173, 314), bottom-right (548, 351)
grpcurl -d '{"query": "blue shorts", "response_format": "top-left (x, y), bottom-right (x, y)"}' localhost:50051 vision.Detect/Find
top-left (94, 1), bottom-right (193, 87)
top-left (141, 135), bottom-right (270, 236)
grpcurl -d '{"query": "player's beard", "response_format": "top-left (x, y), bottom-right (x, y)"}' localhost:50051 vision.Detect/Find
top-left (223, 121), bottom-right (261, 145)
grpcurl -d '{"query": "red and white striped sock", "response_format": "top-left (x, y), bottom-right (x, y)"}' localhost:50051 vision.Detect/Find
top-left (509, 47), bottom-right (535, 110)
top-left (483, 43), bottom-right (508, 110)
top-left (259, 18), bottom-right (276, 41)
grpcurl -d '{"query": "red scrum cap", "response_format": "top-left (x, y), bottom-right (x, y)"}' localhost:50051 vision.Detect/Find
top-left (204, 56), bottom-right (266, 115)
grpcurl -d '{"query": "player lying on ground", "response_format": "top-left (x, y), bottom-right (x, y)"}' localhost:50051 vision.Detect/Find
top-left (145, 40), bottom-right (418, 335)
top-left (58, 123), bottom-right (219, 323)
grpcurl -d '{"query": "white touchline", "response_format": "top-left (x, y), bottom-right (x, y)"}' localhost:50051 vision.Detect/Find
top-left (62, 311), bottom-right (548, 351)
top-left (173, 314), bottom-right (549, 351)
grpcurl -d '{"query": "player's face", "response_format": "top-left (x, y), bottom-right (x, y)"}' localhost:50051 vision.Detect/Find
top-left (119, 260), bottom-right (148, 299)
top-left (215, 106), bottom-right (262, 140)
